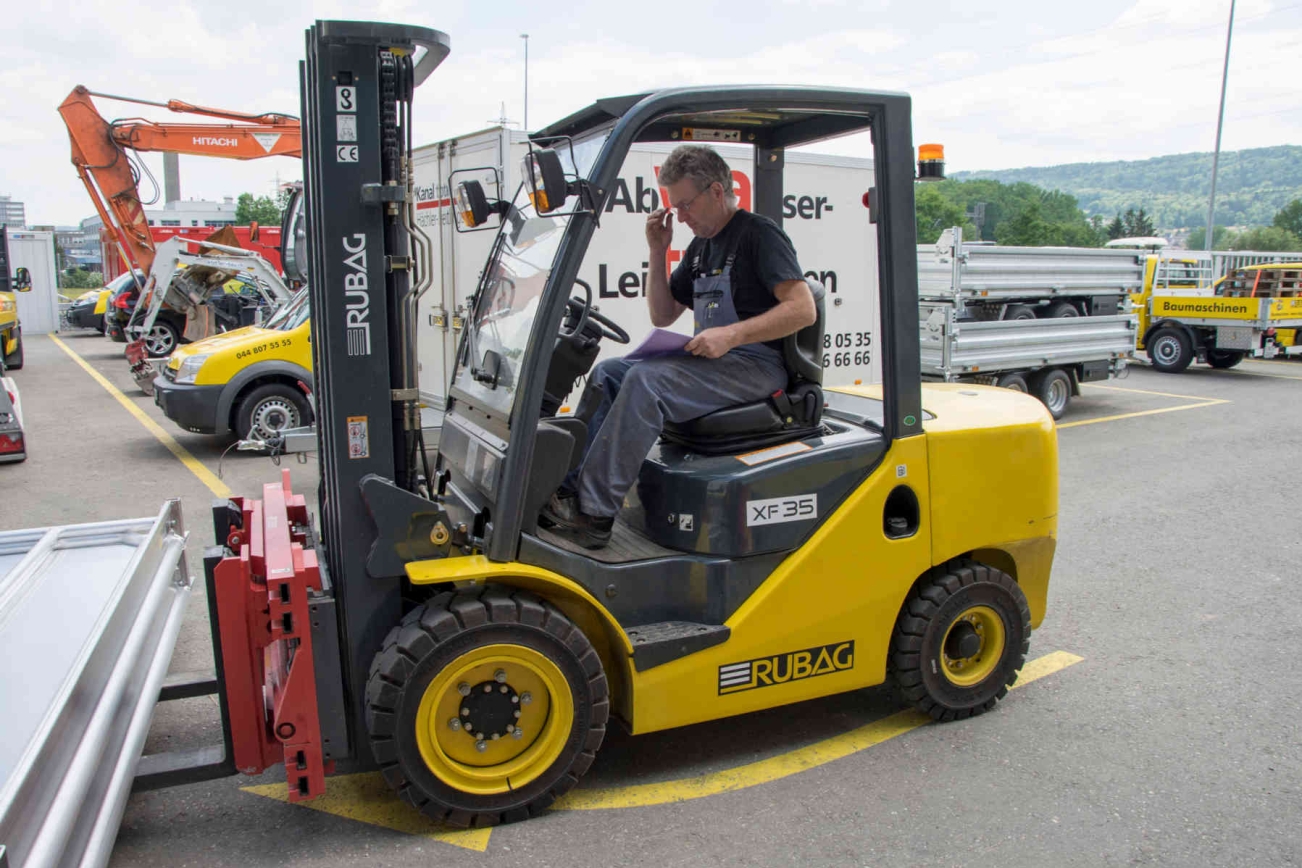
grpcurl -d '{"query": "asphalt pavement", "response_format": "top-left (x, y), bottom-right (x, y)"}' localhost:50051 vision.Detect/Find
top-left (5, 331), bottom-right (1301, 867)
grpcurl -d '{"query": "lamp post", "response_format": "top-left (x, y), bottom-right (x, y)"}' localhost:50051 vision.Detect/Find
top-left (520, 33), bottom-right (529, 132)
top-left (1204, 0), bottom-right (1236, 252)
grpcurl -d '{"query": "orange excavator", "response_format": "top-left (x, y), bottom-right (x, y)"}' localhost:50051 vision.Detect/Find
top-left (58, 85), bottom-right (301, 280)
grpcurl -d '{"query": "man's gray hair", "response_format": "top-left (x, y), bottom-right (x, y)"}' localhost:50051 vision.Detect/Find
top-left (659, 145), bottom-right (735, 203)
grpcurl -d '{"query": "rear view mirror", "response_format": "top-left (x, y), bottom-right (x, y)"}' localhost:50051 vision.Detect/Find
top-left (12, 267), bottom-right (30, 292)
top-left (522, 148), bottom-right (568, 213)
top-left (454, 180), bottom-right (508, 232)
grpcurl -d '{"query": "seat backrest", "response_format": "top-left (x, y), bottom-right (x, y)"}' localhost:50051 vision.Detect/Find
top-left (783, 278), bottom-right (825, 385)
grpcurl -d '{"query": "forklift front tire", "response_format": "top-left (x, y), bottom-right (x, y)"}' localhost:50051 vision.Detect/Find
top-left (365, 586), bottom-right (608, 827)
top-left (891, 559), bottom-right (1031, 721)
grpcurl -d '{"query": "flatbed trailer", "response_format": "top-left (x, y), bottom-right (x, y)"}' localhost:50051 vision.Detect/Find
top-left (915, 228), bottom-right (1143, 418)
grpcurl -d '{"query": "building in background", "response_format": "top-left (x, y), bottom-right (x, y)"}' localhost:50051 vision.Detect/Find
top-left (76, 197), bottom-right (239, 271)
top-left (0, 196), bottom-right (25, 228)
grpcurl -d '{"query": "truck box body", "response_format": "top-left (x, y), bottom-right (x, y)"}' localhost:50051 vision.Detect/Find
top-left (410, 128), bottom-right (880, 406)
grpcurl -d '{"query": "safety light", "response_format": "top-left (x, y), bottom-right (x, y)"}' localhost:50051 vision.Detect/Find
top-left (521, 148), bottom-right (567, 213)
top-left (917, 143), bottom-right (945, 181)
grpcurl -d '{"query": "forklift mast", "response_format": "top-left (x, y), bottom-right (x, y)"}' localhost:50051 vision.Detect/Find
top-left (300, 20), bottom-right (450, 759)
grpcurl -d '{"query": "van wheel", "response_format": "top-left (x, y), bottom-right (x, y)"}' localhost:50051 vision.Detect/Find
top-left (994, 372), bottom-right (1028, 392)
top-left (1030, 368), bottom-right (1072, 419)
top-left (234, 383), bottom-right (310, 440)
top-left (4, 329), bottom-right (23, 370)
top-left (1207, 349), bottom-right (1244, 369)
top-left (365, 586), bottom-right (608, 828)
top-left (1148, 328), bottom-right (1193, 373)
top-left (891, 559), bottom-right (1030, 721)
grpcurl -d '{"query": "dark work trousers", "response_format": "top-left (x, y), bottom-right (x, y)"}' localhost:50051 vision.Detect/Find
top-left (574, 349), bottom-right (786, 518)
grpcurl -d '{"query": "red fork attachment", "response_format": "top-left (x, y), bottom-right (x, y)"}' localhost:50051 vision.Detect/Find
top-left (214, 469), bottom-right (331, 800)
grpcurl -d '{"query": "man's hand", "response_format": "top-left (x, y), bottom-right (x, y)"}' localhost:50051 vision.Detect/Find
top-left (684, 326), bottom-right (738, 359)
top-left (646, 208), bottom-right (674, 251)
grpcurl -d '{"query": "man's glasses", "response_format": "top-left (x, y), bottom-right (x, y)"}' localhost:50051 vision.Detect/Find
top-left (670, 183), bottom-right (716, 216)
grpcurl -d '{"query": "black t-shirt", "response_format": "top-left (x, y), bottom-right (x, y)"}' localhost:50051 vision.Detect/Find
top-left (669, 210), bottom-right (805, 351)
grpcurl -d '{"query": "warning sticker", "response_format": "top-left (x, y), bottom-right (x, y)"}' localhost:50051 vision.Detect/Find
top-left (336, 115), bottom-right (357, 142)
top-left (682, 127), bottom-right (741, 142)
top-left (347, 416), bottom-right (369, 459)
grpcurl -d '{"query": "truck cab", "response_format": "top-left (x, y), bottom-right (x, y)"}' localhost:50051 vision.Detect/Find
top-left (152, 288), bottom-right (312, 439)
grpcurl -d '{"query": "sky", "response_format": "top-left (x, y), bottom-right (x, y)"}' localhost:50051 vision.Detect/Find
top-left (2, 0), bottom-right (1298, 227)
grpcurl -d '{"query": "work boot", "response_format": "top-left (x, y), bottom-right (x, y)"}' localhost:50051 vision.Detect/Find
top-left (540, 492), bottom-right (613, 550)
top-left (538, 489), bottom-right (578, 529)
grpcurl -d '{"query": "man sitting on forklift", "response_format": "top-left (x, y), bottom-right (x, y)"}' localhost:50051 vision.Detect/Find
top-left (542, 144), bottom-right (817, 548)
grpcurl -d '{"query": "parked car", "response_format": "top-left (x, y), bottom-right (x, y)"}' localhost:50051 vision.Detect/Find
top-left (104, 271), bottom-right (187, 356)
top-left (66, 273), bottom-right (139, 333)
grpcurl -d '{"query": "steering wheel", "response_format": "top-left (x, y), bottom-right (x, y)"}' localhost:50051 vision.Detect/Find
top-left (563, 279), bottom-right (630, 344)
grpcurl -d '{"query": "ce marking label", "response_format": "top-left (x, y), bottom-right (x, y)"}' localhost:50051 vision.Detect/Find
top-left (337, 145), bottom-right (359, 163)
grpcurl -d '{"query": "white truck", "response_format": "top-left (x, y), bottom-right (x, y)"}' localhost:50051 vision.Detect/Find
top-left (411, 126), bottom-right (881, 407)
top-left (917, 227), bottom-right (1142, 418)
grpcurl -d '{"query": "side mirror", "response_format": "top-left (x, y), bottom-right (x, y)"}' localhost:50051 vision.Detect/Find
top-left (12, 267), bottom-right (31, 292)
top-left (454, 180), bottom-right (507, 231)
top-left (522, 148), bottom-right (568, 213)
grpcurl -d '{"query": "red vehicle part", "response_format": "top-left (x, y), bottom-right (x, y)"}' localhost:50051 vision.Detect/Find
top-left (214, 469), bottom-right (330, 800)
top-left (100, 225), bottom-right (285, 282)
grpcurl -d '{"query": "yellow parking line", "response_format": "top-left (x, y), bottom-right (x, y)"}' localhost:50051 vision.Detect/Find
top-left (1058, 398), bottom-right (1228, 429)
top-left (50, 335), bottom-right (231, 498)
top-left (241, 650), bottom-right (1083, 848)
top-left (554, 650), bottom-right (1083, 810)
top-left (1082, 383), bottom-right (1216, 401)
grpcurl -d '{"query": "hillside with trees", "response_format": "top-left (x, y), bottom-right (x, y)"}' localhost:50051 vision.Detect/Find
top-left (951, 145), bottom-right (1302, 230)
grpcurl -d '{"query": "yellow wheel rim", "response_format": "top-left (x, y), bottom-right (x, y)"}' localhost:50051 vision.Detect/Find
top-left (940, 605), bottom-right (1006, 687)
top-left (414, 644), bottom-right (574, 796)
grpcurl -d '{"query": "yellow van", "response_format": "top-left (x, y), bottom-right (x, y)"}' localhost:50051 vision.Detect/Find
top-left (153, 290), bottom-right (313, 439)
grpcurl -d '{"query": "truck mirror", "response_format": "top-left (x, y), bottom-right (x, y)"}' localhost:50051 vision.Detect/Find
top-left (12, 267), bottom-right (31, 292)
top-left (522, 148), bottom-right (568, 213)
top-left (455, 180), bottom-right (498, 230)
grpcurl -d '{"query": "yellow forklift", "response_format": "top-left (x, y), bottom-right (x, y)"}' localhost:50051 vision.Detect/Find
top-left (147, 22), bottom-right (1059, 832)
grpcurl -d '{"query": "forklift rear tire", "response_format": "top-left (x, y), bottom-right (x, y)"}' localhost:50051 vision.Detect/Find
top-left (1207, 349), bottom-right (1244, 369)
top-left (4, 329), bottom-right (23, 370)
top-left (1147, 328), bottom-right (1193, 373)
top-left (365, 586), bottom-right (608, 828)
top-left (891, 558), bottom-right (1031, 721)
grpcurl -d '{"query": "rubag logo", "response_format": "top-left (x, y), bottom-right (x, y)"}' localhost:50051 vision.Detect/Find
top-left (717, 641), bottom-right (854, 695)
top-left (342, 234), bottom-right (371, 356)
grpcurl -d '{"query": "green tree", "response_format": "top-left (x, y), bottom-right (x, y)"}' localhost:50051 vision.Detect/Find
top-left (1106, 214), bottom-right (1125, 240)
top-left (994, 203), bottom-right (1056, 246)
top-left (1185, 225), bottom-right (1230, 249)
top-left (1273, 199), bottom-right (1302, 237)
top-left (234, 192), bottom-right (284, 225)
top-left (915, 185), bottom-right (972, 244)
top-left (59, 268), bottom-right (104, 290)
top-left (1121, 208), bottom-right (1155, 237)
top-left (1221, 225), bottom-right (1302, 251)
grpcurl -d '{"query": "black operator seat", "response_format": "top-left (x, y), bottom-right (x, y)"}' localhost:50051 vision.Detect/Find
top-left (660, 279), bottom-right (826, 455)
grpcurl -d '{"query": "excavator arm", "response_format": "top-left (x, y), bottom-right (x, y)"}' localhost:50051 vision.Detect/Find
top-left (57, 85), bottom-right (301, 276)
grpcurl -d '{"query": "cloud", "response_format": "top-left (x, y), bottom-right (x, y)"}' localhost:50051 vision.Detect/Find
top-left (5, 1), bottom-right (1299, 225)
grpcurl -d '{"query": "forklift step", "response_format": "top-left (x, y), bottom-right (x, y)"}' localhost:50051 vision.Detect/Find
top-left (626, 621), bottom-right (731, 671)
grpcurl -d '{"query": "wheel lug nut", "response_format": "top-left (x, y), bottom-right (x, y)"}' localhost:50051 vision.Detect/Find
top-left (448, 718), bottom-right (462, 731)
top-left (458, 682), bottom-right (471, 697)
top-left (513, 710), bottom-right (521, 719)
top-left (484, 684), bottom-right (493, 693)
top-left (520, 692), bottom-right (533, 705)
top-left (461, 707), bottom-right (470, 717)
top-left (512, 727), bottom-right (524, 739)
top-left (491, 732), bottom-right (500, 740)
top-left (500, 685), bottom-right (510, 694)
top-left (511, 695), bottom-right (519, 704)
top-left (475, 740), bottom-right (487, 753)
top-left (494, 669), bottom-right (508, 683)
